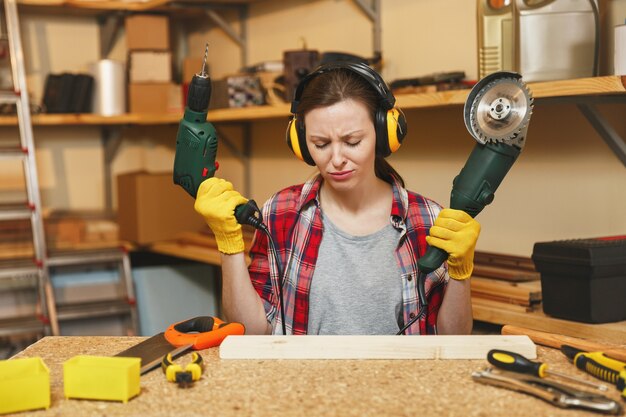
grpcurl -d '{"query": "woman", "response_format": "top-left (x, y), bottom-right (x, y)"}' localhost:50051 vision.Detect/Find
top-left (194, 62), bottom-right (479, 335)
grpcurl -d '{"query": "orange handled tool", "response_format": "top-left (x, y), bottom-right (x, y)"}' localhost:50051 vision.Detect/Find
top-left (164, 316), bottom-right (245, 350)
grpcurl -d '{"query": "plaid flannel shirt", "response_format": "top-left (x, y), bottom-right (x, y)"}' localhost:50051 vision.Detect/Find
top-left (248, 175), bottom-right (448, 335)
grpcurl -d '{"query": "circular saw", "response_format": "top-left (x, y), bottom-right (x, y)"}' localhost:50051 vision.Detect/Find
top-left (416, 71), bottom-right (533, 306)
top-left (465, 71), bottom-right (533, 149)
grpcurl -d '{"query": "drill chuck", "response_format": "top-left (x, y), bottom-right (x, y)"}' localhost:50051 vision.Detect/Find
top-left (187, 74), bottom-right (211, 113)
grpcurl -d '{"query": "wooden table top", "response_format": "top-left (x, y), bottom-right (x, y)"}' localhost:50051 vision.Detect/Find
top-left (10, 336), bottom-right (625, 417)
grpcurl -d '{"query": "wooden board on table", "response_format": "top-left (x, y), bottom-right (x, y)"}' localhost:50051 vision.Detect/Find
top-left (219, 335), bottom-right (536, 360)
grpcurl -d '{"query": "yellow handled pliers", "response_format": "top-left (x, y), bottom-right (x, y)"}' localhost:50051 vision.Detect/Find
top-left (161, 351), bottom-right (204, 388)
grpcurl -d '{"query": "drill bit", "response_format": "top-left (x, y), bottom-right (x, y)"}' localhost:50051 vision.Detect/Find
top-left (200, 43), bottom-right (209, 77)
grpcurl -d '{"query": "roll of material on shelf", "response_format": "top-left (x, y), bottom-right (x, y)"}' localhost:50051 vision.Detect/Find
top-left (90, 59), bottom-right (126, 116)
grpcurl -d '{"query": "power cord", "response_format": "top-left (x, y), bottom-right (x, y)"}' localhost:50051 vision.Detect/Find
top-left (235, 200), bottom-right (288, 335)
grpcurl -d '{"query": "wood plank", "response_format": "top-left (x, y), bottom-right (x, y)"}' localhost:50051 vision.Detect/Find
top-left (501, 325), bottom-right (626, 362)
top-left (219, 335), bottom-right (536, 360)
top-left (149, 240), bottom-right (251, 266)
top-left (529, 75), bottom-right (625, 98)
top-left (472, 265), bottom-right (539, 282)
top-left (471, 297), bottom-right (535, 314)
top-left (474, 251), bottom-right (537, 273)
top-left (471, 277), bottom-right (541, 306)
top-left (473, 302), bottom-right (626, 345)
top-left (19, 0), bottom-right (264, 11)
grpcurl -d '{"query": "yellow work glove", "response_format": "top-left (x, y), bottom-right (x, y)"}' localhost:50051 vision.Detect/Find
top-left (194, 177), bottom-right (248, 255)
top-left (425, 208), bottom-right (481, 280)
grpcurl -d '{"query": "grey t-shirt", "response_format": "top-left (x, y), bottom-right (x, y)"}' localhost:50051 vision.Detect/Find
top-left (307, 212), bottom-right (403, 335)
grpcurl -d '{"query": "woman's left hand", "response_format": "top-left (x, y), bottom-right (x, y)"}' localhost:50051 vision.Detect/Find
top-left (425, 208), bottom-right (481, 280)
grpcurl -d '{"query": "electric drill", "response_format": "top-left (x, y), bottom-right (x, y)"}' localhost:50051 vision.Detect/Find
top-left (173, 44), bottom-right (261, 227)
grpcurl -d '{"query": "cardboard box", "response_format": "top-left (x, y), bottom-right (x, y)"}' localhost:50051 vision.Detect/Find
top-left (45, 218), bottom-right (86, 248)
top-left (117, 171), bottom-right (207, 245)
top-left (128, 82), bottom-right (182, 114)
top-left (125, 15), bottom-right (169, 51)
top-left (129, 51), bottom-right (172, 83)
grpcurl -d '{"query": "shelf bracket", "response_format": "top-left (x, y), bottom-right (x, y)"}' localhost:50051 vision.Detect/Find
top-left (577, 103), bottom-right (626, 167)
top-left (214, 123), bottom-right (251, 197)
top-left (538, 95), bottom-right (626, 168)
top-left (351, 0), bottom-right (382, 62)
top-left (204, 6), bottom-right (248, 67)
top-left (102, 126), bottom-right (123, 215)
top-left (97, 12), bottom-right (125, 58)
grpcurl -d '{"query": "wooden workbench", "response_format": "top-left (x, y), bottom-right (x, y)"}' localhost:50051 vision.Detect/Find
top-left (11, 336), bottom-right (625, 417)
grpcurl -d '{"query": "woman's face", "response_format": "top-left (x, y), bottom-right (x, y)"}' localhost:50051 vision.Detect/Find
top-left (304, 98), bottom-right (377, 191)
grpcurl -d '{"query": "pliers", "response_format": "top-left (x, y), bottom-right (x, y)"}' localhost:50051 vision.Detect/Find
top-left (472, 367), bottom-right (623, 415)
top-left (161, 351), bottom-right (204, 388)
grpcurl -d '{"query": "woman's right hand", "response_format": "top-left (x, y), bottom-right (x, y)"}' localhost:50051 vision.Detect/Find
top-left (194, 177), bottom-right (248, 254)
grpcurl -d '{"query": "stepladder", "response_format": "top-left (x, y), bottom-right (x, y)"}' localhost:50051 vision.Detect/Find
top-left (0, 0), bottom-right (59, 337)
top-left (0, 0), bottom-right (139, 339)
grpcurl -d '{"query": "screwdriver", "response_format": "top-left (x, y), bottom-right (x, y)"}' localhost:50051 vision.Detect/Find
top-left (561, 345), bottom-right (626, 400)
top-left (487, 349), bottom-right (609, 391)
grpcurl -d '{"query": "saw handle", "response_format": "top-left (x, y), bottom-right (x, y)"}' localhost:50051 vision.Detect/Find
top-left (164, 316), bottom-right (245, 350)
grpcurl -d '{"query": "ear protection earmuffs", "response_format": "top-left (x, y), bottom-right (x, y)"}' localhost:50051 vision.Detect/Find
top-left (286, 61), bottom-right (407, 166)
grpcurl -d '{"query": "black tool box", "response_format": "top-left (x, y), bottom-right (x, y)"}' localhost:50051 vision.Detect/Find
top-left (532, 236), bottom-right (626, 323)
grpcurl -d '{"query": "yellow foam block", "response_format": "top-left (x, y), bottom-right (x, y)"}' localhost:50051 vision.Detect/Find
top-left (64, 355), bottom-right (141, 403)
top-left (0, 357), bottom-right (50, 415)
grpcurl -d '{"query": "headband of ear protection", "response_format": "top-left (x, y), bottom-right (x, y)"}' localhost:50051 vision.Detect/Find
top-left (286, 61), bottom-right (407, 166)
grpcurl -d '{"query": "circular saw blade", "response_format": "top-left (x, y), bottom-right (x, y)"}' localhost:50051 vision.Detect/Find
top-left (469, 76), bottom-right (533, 147)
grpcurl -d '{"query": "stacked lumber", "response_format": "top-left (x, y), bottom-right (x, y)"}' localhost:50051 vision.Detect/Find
top-left (149, 227), bottom-right (256, 266)
top-left (0, 212), bottom-right (123, 261)
top-left (471, 251), bottom-right (542, 314)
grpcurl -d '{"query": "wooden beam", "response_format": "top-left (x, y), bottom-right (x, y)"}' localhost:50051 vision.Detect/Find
top-left (471, 277), bottom-right (541, 306)
top-left (219, 335), bottom-right (536, 360)
top-left (501, 325), bottom-right (626, 362)
top-left (473, 301), bottom-right (626, 345)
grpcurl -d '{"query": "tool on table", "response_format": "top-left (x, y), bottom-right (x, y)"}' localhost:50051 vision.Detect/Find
top-left (172, 43), bottom-right (262, 229)
top-left (472, 368), bottom-right (623, 415)
top-left (398, 71), bottom-right (533, 334)
top-left (172, 44), bottom-right (287, 335)
top-left (488, 349), bottom-right (609, 391)
top-left (116, 332), bottom-right (191, 375)
top-left (562, 345), bottom-right (626, 400)
top-left (164, 316), bottom-right (245, 350)
top-left (161, 351), bottom-right (204, 388)
top-left (116, 316), bottom-right (244, 375)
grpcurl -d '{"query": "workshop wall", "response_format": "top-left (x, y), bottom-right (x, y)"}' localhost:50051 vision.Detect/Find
top-left (0, 0), bottom-right (625, 257)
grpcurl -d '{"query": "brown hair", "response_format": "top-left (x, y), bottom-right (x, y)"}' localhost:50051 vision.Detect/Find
top-left (296, 68), bottom-right (405, 187)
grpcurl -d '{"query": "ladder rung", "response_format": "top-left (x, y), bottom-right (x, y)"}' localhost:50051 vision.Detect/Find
top-left (0, 203), bottom-right (32, 221)
top-left (0, 91), bottom-right (19, 104)
top-left (47, 249), bottom-right (125, 267)
top-left (0, 262), bottom-right (38, 280)
top-left (0, 146), bottom-right (26, 160)
top-left (0, 315), bottom-right (46, 337)
top-left (56, 299), bottom-right (133, 321)
top-left (0, 275), bottom-right (37, 291)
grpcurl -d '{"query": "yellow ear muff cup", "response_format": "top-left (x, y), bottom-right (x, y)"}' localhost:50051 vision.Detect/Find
top-left (387, 107), bottom-right (405, 154)
top-left (286, 117), bottom-right (304, 162)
